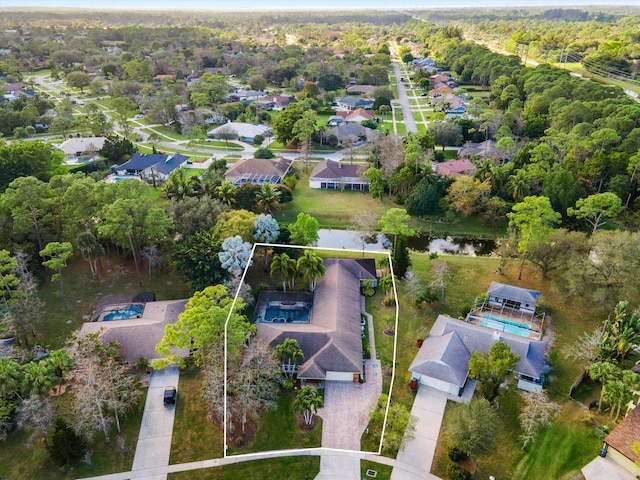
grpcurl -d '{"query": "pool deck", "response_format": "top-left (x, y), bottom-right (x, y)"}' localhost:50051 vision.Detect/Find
top-left (467, 305), bottom-right (543, 340)
top-left (95, 302), bottom-right (145, 322)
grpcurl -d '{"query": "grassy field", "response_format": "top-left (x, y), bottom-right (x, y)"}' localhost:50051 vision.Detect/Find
top-left (36, 254), bottom-right (191, 349)
top-left (168, 456), bottom-right (320, 480)
top-left (280, 168), bottom-right (507, 237)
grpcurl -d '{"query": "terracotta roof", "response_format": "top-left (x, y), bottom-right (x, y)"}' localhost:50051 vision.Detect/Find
top-left (606, 406), bottom-right (640, 463)
top-left (434, 159), bottom-right (476, 177)
top-left (310, 160), bottom-right (368, 181)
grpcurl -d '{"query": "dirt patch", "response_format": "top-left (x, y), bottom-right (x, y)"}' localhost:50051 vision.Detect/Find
top-left (460, 459), bottom-right (478, 474)
top-left (295, 411), bottom-right (319, 431)
top-left (227, 418), bottom-right (257, 448)
top-left (383, 328), bottom-right (395, 336)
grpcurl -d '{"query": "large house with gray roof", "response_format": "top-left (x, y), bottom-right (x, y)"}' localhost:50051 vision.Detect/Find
top-left (410, 314), bottom-right (548, 396)
top-left (224, 157), bottom-right (292, 186)
top-left (256, 257), bottom-right (376, 382)
top-left (112, 153), bottom-right (189, 182)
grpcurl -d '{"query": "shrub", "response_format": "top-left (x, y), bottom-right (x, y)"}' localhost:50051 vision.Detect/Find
top-left (50, 418), bottom-right (86, 466)
top-left (253, 134), bottom-right (265, 145)
top-left (446, 463), bottom-right (471, 480)
top-left (283, 175), bottom-right (297, 191)
top-left (459, 304), bottom-right (472, 319)
top-left (254, 147), bottom-right (274, 159)
top-left (135, 356), bottom-right (150, 372)
top-left (447, 445), bottom-right (468, 463)
top-left (275, 184), bottom-right (293, 203)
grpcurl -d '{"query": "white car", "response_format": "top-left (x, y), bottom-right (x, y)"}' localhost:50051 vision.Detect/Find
top-left (134, 114), bottom-right (144, 119)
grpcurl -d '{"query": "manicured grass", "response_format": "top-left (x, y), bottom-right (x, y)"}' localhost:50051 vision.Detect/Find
top-left (361, 460), bottom-right (392, 479)
top-left (280, 169), bottom-right (395, 227)
top-left (0, 388), bottom-right (146, 479)
top-left (168, 456), bottom-right (320, 480)
top-left (170, 368), bottom-right (225, 464)
top-left (188, 140), bottom-right (244, 150)
top-left (230, 390), bottom-right (322, 455)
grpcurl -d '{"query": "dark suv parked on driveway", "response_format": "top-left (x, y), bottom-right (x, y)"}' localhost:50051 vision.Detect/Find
top-left (164, 387), bottom-right (177, 406)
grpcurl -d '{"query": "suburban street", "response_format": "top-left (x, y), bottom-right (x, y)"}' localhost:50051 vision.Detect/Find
top-left (391, 60), bottom-right (418, 134)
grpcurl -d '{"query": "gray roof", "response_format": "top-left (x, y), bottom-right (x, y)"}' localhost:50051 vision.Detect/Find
top-left (410, 315), bottom-right (548, 383)
top-left (257, 258), bottom-right (376, 380)
top-left (487, 282), bottom-right (542, 306)
top-left (57, 136), bottom-right (106, 155)
top-left (80, 300), bottom-right (188, 362)
top-left (326, 124), bottom-right (375, 142)
top-left (409, 331), bottom-right (470, 386)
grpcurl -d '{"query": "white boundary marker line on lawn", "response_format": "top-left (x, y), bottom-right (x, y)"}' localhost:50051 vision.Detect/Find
top-left (223, 242), bottom-right (399, 461)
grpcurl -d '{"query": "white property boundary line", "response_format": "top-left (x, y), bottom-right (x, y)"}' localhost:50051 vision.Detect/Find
top-left (223, 243), bottom-right (399, 460)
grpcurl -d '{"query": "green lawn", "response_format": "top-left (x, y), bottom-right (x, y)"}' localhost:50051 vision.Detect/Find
top-left (230, 390), bottom-right (322, 455)
top-left (170, 368), bottom-right (225, 464)
top-left (168, 456), bottom-right (320, 480)
top-left (361, 460), bottom-right (392, 479)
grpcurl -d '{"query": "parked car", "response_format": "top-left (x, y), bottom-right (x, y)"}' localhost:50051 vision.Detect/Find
top-left (163, 386), bottom-right (177, 406)
top-left (134, 114), bottom-right (144, 119)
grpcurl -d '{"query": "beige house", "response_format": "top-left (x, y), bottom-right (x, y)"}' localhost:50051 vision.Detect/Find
top-left (605, 406), bottom-right (640, 476)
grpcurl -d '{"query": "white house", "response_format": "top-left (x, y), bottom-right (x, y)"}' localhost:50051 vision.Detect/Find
top-left (57, 137), bottom-right (107, 161)
top-left (309, 160), bottom-right (370, 191)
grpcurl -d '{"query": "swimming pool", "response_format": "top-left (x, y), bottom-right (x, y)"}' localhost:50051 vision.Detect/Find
top-left (480, 318), bottom-right (530, 337)
top-left (482, 314), bottom-right (530, 330)
top-left (103, 304), bottom-right (145, 321)
top-left (258, 304), bottom-right (311, 323)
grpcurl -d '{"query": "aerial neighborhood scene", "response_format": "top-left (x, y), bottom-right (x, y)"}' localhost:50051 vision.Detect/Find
top-left (1, 1), bottom-right (640, 479)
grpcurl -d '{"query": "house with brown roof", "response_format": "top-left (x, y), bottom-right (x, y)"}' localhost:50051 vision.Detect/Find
top-left (433, 159), bottom-right (476, 178)
top-left (604, 406), bottom-right (640, 476)
top-left (79, 299), bottom-right (187, 362)
top-left (309, 160), bottom-right (370, 191)
top-left (458, 140), bottom-right (500, 161)
top-left (256, 258), bottom-right (376, 381)
top-left (337, 108), bottom-right (375, 124)
top-left (224, 157), bottom-right (292, 186)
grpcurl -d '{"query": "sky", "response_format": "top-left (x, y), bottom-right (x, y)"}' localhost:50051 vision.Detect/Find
top-left (3, 0), bottom-right (639, 9)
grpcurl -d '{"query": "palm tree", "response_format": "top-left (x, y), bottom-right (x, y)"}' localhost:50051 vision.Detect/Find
top-left (293, 386), bottom-right (323, 426)
top-left (379, 275), bottom-right (395, 302)
top-left (216, 180), bottom-right (236, 206)
top-left (163, 168), bottom-right (195, 200)
top-left (603, 379), bottom-right (631, 421)
top-left (296, 250), bottom-right (326, 292)
top-left (270, 253), bottom-right (296, 291)
top-left (589, 361), bottom-right (621, 412)
top-left (276, 338), bottom-right (305, 379)
top-left (256, 183), bottom-right (281, 214)
top-left (507, 169), bottom-right (531, 201)
top-left (0, 357), bottom-right (23, 398)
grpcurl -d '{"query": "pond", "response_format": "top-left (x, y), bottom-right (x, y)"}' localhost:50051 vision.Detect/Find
top-left (316, 229), bottom-right (496, 256)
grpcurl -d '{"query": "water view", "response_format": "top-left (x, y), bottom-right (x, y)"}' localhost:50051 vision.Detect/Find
top-left (316, 229), bottom-right (496, 256)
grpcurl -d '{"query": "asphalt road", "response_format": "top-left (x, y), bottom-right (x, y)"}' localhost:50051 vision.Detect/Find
top-left (391, 61), bottom-right (418, 134)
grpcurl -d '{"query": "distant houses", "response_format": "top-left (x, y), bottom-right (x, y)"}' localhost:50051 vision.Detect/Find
top-left (433, 159), bottom-right (476, 178)
top-left (111, 153), bottom-right (190, 181)
top-left (57, 136), bottom-right (106, 161)
top-left (207, 122), bottom-right (271, 143)
top-left (309, 160), bottom-right (370, 191)
top-left (325, 123), bottom-right (375, 145)
top-left (336, 97), bottom-right (374, 111)
top-left (224, 157), bottom-right (292, 186)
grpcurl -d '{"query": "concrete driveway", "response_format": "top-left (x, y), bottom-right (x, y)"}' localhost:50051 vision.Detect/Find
top-left (131, 366), bottom-right (180, 477)
top-left (391, 386), bottom-right (448, 480)
top-left (582, 456), bottom-right (637, 480)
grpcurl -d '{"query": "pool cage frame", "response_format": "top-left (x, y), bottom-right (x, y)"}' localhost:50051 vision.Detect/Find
top-left (465, 296), bottom-right (545, 340)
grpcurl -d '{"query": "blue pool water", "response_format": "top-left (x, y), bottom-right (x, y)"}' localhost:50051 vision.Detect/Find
top-left (103, 304), bottom-right (145, 321)
top-left (260, 305), bottom-right (311, 323)
top-left (480, 318), bottom-right (530, 337)
top-left (482, 314), bottom-right (530, 329)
